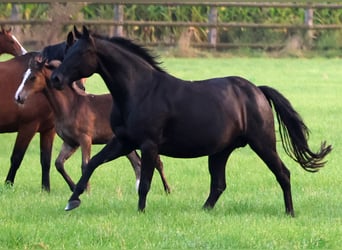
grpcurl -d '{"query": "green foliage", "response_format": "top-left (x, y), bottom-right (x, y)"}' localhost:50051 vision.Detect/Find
top-left (1, 3), bottom-right (342, 53)
top-left (0, 57), bottom-right (341, 249)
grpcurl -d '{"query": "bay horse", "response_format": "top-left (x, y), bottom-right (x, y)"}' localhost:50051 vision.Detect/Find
top-left (51, 26), bottom-right (332, 216)
top-left (0, 52), bottom-right (55, 191)
top-left (15, 56), bottom-right (171, 193)
top-left (0, 26), bottom-right (27, 56)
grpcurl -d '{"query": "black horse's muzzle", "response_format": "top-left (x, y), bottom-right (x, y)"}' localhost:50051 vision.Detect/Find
top-left (50, 71), bottom-right (66, 90)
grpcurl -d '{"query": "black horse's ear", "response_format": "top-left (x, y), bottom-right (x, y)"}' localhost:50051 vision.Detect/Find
top-left (74, 25), bottom-right (82, 39)
top-left (82, 25), bottom-right (90, 38)
top-left (66, 31), bottom-right (74, 47)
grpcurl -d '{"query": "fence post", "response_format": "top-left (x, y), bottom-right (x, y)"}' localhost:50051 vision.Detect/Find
top-left (113, 4), bottom-right (124, 37)
top-left (10, 4), bottom-right (22, 39)
top-left (304, 6), bottom-right (314, 48)
top-left (208, 6), bottom-right (217, 48)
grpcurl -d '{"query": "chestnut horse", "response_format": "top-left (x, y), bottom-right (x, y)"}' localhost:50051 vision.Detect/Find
top-left (0, 52), bottom-right (55, 190)
top-left (0, 26), bottom-right (27, 56)
top-left (15, 57), bottom-right (171, 193)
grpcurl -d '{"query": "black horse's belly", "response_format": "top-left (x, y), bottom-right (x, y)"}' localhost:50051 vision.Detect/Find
top-left (158, 117), bottom-right (243, 158)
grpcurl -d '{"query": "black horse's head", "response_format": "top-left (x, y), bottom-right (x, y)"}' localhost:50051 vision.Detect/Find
top-left (51, 26), bottom-right (97, 90)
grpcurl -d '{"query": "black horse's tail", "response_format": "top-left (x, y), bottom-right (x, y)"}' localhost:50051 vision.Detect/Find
top-left (258, 85), bottom-right (332, 172)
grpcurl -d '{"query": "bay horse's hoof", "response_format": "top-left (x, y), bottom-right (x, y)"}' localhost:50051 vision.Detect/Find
top-left (65, 199), bottom-right (81, 211)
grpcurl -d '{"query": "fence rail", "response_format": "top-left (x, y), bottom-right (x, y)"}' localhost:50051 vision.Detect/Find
top-left (1, 1), bottom-right (342, 50)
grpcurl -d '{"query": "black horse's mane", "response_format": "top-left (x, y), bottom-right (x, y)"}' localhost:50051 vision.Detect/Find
top-left (92, 33), bottom-right (166, 73)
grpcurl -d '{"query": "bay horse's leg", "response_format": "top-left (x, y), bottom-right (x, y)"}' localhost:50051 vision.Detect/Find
top-left (65, 137), bottom-right (131, 211)
top-left (203, 148), bottom-right (232, 209)
top-left (138, 141), bottom-right (159, 212)
top-left (155, 155), bottom-right (171, 193)
top-left (126, 151), bottom-right (171, 193)
top-left (125, 151), bottom-right (142, 191)
top-left (39, 129), bottom-right (55, 192)
top-left (79, 136), bottom-right (92, 191)
top-left (5, 129), bottom-right (35, 187)
top-left (249, 138), bottom-right (294, 217)
top-left (55, 142), bottom-right (78, 191)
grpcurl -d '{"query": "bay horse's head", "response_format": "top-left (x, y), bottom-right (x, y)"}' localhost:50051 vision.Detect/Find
top-left (51, 26), bottom-right (97, 90)
top-left (0, 26), bottom-right (27, 56)
top-left (15, 56), bottom-right (61, 104)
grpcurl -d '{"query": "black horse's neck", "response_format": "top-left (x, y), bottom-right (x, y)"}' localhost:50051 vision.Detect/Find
top-left (94, 38), bottom-right (158, 106)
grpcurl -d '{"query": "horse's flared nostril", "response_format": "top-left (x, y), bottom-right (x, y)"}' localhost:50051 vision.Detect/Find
top-left (51, 72), bottom-right (64, 90)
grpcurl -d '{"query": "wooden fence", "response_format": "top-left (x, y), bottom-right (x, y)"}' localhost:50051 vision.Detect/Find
top-left (1, 1), bottom-right (342, 50)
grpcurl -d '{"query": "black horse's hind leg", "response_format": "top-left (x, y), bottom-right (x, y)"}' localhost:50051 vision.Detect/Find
top-left (137, 141), bottom-right (158, 212)
top-left (249, 139), bottom-right (294, 217)
top-left (65, 137), bottom-right (131, 211)
top-left (203, 148), bottom-right (232, 209)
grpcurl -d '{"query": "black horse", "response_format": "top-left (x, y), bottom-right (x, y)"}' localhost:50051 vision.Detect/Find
top-left (51, 26), bottom-right (332, 216)
top-left (41, 32), bottom-right (75, 62)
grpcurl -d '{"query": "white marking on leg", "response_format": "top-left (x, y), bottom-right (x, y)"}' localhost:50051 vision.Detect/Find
top-left (15, 68), bottom-right (31, 100)
top-left (11, 35), bottom-right (27, 55)
top-left (136, 179), bottom-right (140, 193)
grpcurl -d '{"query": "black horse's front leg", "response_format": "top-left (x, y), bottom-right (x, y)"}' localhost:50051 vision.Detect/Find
top-left (138, 141), bottom-right (159, 212)
top-left (65, 137), bottom-right (130, 211)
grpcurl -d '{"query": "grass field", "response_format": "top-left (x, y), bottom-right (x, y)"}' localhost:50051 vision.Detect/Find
top-left (0, 56), bottom-right (341, 249)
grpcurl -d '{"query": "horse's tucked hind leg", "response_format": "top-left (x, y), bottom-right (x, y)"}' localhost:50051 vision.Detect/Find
top-left (203, 148), bottom-right (231, 209)
top-left (55, 142), bottom-right (78, 191)
top-left (249, 137), bottom-right (294, 217)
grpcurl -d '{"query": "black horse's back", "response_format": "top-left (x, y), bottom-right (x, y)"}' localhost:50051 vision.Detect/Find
top-left (41, 42), bottom-right (67, 62)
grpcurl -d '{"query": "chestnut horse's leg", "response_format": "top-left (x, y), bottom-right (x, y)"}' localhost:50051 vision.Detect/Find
top-left (65, 137), bottom-right (132, 211)
top-left (203, 148), bottom-right (232, 209)
top-left (39, 129), bottom-right (55, 192)
top-left (5, 128), bottom-right (35, 187)
top-left (55, 142), bottom-right (78, 191)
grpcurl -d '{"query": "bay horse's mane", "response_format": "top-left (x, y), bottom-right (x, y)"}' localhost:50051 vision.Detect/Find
top-left (92, 33), bottom-right (166, 73)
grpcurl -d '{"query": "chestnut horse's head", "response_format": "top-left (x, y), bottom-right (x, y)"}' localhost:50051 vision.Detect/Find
top-left (0, 26), bottom-right (27, 56)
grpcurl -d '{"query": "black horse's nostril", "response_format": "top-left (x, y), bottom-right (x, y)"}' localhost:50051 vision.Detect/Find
top-left (51, 72), bottom-right (64, 90)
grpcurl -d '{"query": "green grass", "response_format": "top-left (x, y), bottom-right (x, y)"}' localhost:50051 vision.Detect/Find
top-left (0, 57), bottom-right (341, 249)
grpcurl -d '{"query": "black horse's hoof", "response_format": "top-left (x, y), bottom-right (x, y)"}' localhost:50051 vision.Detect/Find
top-left (65, 199), bottom-right (81, 211)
